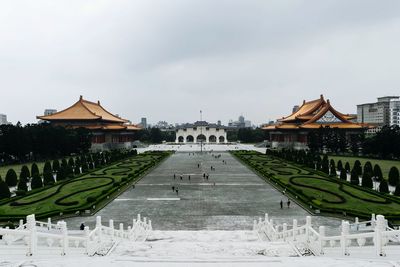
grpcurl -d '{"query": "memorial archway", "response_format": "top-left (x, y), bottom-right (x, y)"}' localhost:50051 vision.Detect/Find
top-left (209, 135), bottom-right (217, 143)
top-left (178, 136), bottom-right (184, 143)
top-left (219, 136), bottom-right (225, 143)
top-left (196, 134), bottom-right (207, 143)
top-left (186, 135), bottom-right (194, 143)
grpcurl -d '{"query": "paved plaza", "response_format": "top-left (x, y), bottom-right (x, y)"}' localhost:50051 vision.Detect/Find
top-left (66, 150), bottom-right (341, 231)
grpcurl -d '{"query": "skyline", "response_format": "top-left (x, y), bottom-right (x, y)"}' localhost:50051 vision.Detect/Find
top-left (1, 1), bottom-right (400, 125)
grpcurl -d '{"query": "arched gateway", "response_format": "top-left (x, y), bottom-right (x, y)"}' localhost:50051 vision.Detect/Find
top-left (175, 121), bottom-right (227, 144)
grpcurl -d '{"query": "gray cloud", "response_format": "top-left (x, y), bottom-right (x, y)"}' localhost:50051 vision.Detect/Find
top-left (0, 0), bottom-right (399, 125)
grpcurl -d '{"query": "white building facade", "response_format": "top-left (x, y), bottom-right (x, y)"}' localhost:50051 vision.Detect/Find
top-left (390, 99), bottom-right (400, 126)
top-left (175, 121), bottom-right (227, 143)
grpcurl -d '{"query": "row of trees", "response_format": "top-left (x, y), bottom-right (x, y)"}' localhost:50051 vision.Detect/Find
top-left (267, 149), bottom-right (400, 195)
top-left (227, 128), bottom-right (267, 143)
top-left (0, 150), bottom-right (138, 200)
top-left (133, 128), bottom-right (175, 143)
top-left (0, 123), bottom-right (92, 165)
top-left (306, 125), bottom-right (400, 160)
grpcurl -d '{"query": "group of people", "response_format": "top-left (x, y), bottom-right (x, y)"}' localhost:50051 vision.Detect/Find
top-left (280, 198), bottom-right (291, 209)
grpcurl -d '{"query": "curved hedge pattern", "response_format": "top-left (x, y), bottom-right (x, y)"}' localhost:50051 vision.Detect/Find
top-left (232, 150), bottom-right (400, 221)
top-left (0, 151), bottom-right (172, 221)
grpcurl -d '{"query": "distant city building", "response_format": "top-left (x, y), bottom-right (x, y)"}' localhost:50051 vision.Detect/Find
top-left (357, 96), bottom-right (399, 134)
top-left (44, 109), bottom-right (57, 116)
top-left (0, 114), bottom-right (9, 125)
top-left (217, 120), bottom-right (221, 126)
top-left (390, 99), bottom-right (400, 126)
top-left (140, 117), bottom-right (147, 129)
top-left (228, 115), bottom-right (251, 128)
top-left (175, 121), bottom-right (227, 143)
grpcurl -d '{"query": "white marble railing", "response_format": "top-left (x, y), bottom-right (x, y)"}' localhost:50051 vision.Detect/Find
top-left (254, 213), bottom-right (399, 257)
top-left (0, 213), bottom-right (152, 256)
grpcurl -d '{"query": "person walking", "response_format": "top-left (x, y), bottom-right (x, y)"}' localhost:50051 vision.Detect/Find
top-left (280, 199), bottom-right (283, 209)
top-left (176, 188), bottom-right (179, 195)
top-left (172, 186), bottom-right (175, 192)
top-left (287, 199), bottom-right (291, 208)
top-left (174, 174), bottom-right (176, 179)
top-left (188, 175), bottom-right (191, 180)
top-left (80, 223), bottom-right (85, 231)
top-left (180, 175), bottom-right (183, 180)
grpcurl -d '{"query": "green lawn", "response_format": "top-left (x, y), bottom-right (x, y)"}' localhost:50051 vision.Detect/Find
top-left (0, 151), bottom-right (171, 221)
top-left (328, 155), bottom-right (400, 179)
top-left (232, 151), bottom-right (400, 221)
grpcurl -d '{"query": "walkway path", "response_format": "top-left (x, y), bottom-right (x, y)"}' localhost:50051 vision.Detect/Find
top-left (66, 152), bottom-right (340, 231)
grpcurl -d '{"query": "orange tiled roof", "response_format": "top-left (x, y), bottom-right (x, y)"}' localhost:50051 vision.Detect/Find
top-left (264, 95), bottom-right (371, 130)
top-left (37, 96), bottom-right (128, 123)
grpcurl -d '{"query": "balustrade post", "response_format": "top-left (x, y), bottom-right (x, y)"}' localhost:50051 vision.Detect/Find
top-left (19, 219), bottom-right (23, 229)
top-left (374, 215), bottom-right (386, 257)
top-left (293, 219), bottom-right (297, 241)
top-left (283, 223), bottom-right (287, 241)
top-left (341, 220), bottom-right (350, 256)
top-left (319, 226), bottom-right (325, 255)
top-left (265, 213), bottom-right (269, 223)
top-left (84, 226), bottom-right (90, 255)
top-left (306, 216), bottom-right (312, 243)
top-left (119, 223), bottom-right (124, 238)
top-left (96, 216), bottom-right (102, 242)
top-left (371, 214), bottom-right (376, 228)
top-left (60, 221), bottom-right (68, 256)
top-left (137, 214), bottom-right (141, 223)
top-left (148, 220), bottom-right (152, 231)
top-left (355, 217), bottom-right (359, 231)
top-left (26, 214), bottom-right (37, 256)
top-left (109, 219), bottom-right (114, 240)
top-left (47, 217), bottom-right (52, 230)
top-left (253, 220), bottom-right (257, 231)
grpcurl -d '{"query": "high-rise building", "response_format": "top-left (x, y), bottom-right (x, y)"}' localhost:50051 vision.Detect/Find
top-left (141, 118), bottom-right (147, 129)
top-left (292, 105), bottom-right (300, 113)
top-left (390, 99), bottom-right (400, 126)
top-left (357, 96), bottom-right (399, 133)
top-left (44, 109), bottom-right (57, 116)
top-left (0, 114), bottom-right (8, 125)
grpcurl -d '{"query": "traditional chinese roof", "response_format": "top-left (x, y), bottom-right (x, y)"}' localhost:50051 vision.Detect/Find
top-left (37, 96), bottom-right (129, 123)
top-left (264, 95), bottom-right (370, 130)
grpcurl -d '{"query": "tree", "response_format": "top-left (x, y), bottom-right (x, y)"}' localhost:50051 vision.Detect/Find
top-left (330, 164), bottom-right (337, 177)
top-left (43, 171), bottom-right (55, 185)
top-left (354, 160), bottom-right (362, 176)
top-left (17, 179), bottom-right (28, 191)
top-left (31, 173), bottom-right (43, 189)
top-left (31, 163), bottom-right (39, 177)
top-left (0, 178), bottom-right (11, 199)
top-left (394, 184), bottom-right (400, 196)
top-left (350, 169), bottom-right (359, 185)
top-left (388, 167), bottom-right (400, 187)
top-left (340, 168), bottom-right (347, 180)
top-left (379, 180), bottom-right (389, 194)
top-left (373, 164), bottom-right (383, 181)
top-left (43, 161), bottom-right (52, 174)
top-left (345, 162), bottom-right (350, 173)
top-left (363, 161), bottom-right (373, 176)
top-left (20, 165), bottom-right (30, 178)
top-left (361, 172), bottom-right (373, 189)
top-left (321, 155), bottom-right (329, 175)
top-left (5, 169), bottom-right (18, 187)
top-left (19, 167), bottom-right (29, 184)
top-left (52, 160), bottom-right (60, 173)
top-left (337, 160), bottom-right (343, 171)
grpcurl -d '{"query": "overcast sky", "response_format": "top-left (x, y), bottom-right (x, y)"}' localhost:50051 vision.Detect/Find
top-left (1, 0), bottom-right (400, 126)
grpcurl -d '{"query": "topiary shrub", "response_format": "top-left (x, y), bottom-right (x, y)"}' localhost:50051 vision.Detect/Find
top-left (43, 171), bottom-right (55, 186)
top-left (354, 160), bottom-right (362, 176)
top-left (0, 178), bottom-right (11, 200)
top-left (31, 173), bottom-right (43, 189)
top-left (373, 164), bottom-right (383, 181)
top-left (43, 161), bottom-right (52, 174)
top-left (350, 169), bottom-right (359, 185)
top-left (388, 167), bottom-right (399, 187)
top-left (379, 180), bottom-right (389, 194)
top-left (19, 167), bottom-right (28, 184)
top-left (5, 169), bottom-right (18, 187)
top-left (394, 184), bottom-right (400, 196)
top-left (31, 163), bottom-right (39, 177)
top-left (337, 160), bottom-right (343, 171)
top-left (345, 162), bottom-right (350, 173)
top-left (52, 160), bottom-right (60, 173)
top-left (330, 164), bottom-right (337, 177)
top-left (17, 179), bottom-right (28, 192)
top-left (20, 165), bottom-right (30, 179)
top-left (361, 172), bottom-right (373, 189)
top-left (340, 168), bottom-right (347, 180)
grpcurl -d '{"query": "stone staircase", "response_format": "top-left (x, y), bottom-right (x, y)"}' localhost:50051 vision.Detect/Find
top-left (111, 230), bottom-right (300, 260)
